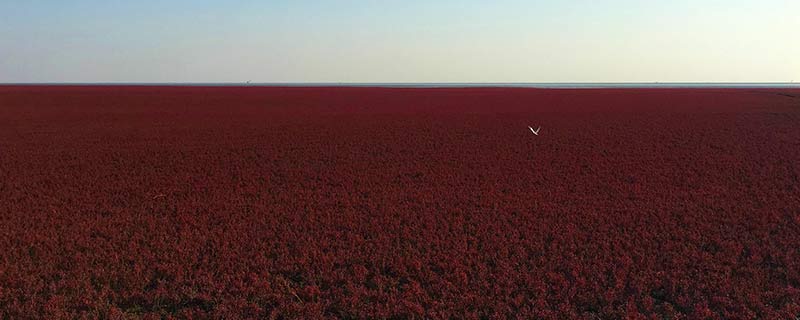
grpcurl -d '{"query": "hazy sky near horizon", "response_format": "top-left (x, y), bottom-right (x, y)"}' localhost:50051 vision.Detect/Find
top-left (1, 0), bottom-right (798, 83)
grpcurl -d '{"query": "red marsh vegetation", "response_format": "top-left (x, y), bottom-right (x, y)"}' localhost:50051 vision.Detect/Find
top-left (1, 86), bottom-right (799, 319)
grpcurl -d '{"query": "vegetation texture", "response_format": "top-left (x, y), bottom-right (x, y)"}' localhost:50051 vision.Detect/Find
top-left (1, 86), bottom-right (799, 319)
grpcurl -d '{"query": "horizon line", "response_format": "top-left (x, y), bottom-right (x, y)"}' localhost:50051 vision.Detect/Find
top-left (1, 82), bottom-right (798, 89)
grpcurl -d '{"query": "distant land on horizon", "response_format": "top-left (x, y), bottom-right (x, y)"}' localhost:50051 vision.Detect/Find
top-left (2, 82), bottom-right (800, 89)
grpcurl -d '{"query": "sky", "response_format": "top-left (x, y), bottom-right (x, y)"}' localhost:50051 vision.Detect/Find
top-left (1, 0), bottom-right (798, 83)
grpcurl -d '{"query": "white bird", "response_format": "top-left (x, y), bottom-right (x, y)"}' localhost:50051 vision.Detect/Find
top-left (529, 126), bottom-right (541, 136)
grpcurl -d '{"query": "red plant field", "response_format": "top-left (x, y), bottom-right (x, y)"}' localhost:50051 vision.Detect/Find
top-left (1, 86), bottom-right (799, 319)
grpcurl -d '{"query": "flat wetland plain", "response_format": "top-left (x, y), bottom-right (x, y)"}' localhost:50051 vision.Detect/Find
top-left (1, 86), bottom-right (799, 318)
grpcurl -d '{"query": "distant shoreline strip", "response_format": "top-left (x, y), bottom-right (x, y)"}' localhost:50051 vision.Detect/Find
top-left (1, 83), bottom-right (799, 89)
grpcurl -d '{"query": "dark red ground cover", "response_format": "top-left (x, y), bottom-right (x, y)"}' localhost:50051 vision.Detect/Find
top-left (1, 86), bottom-right (799, 319)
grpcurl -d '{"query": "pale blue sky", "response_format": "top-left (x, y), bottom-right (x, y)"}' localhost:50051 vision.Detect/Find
top-left (1, 0), bottom-right (798, 82)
